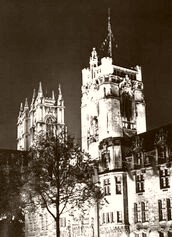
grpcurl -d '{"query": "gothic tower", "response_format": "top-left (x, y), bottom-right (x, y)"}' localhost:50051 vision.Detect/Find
top-left (81, 9), bottom-right (146, 237)
top-left (17, 82), bottom-right (65, 151)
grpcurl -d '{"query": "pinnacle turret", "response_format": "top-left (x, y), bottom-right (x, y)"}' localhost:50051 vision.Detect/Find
top-left (58, 84), bottom-right (63, 100)
top-left (38, 82), bottom-right (43, 97)
top-left (90, 48), bottom-right (98, 68)
top-left (24, 98), bottom-right (29, 110)
top-left (52, 90), bottom-right (55, 100)
top-left (20, 102), bottom-right (23, 112)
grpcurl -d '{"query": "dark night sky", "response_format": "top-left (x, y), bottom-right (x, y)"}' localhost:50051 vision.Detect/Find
top-left (0, 0), bottom-right (171, 149)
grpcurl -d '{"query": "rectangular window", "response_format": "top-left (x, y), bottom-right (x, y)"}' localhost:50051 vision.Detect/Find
top-left (102, 212), bottom-right (114, 224)
top-left (142, 233), bottom-right (147, 237)
top-left (117, 211), bottom-right (122, 223)
top-left (115, 176), bottom-right (122, 194)
top-left (101, 152), bottom-right (110, 169)
top-left (159, 169), bottom-right (170, 189)
top-left (103, 178), bottom-right (111, 195)
top-left (106, 213), bottom-right (110, 223)
top-left (167, 199), bottom-right (172, 221)
top-left (136, 174), bottom-right (144, 193)
top-left (134, 203), bottom-right (138, 223)
top-left (141, 202), bottom-right (149, 222)
top-left (158, 199), bottom-right (167, 221)
top-left (134, 202), bottom-right (148, 223)
top-left (102, 213), bottom-right (106, 224)
top-left (110, 212), bottom-right (114, 223)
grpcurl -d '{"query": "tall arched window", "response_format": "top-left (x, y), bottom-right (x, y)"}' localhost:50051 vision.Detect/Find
top-left (46, 117), bottom-right (54, 137)
top-left (121, 91), bottom-right (134, 121)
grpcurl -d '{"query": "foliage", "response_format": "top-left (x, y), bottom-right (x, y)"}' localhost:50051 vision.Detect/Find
top-left (25, 132), bottom-right (103, 236)
top-left (0, 151), bottom-right (26, 236)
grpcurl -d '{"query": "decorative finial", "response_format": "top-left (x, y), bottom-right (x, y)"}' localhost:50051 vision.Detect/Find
top-left (90, 48), bottom-right (98, 68)
top-left (20, 102), bottom-right (23, 111)
top-left (58, 84), bottom-right (62, 97)
top-left (38, 82), bottom-right (43, 97)
top-left (52, 90), bottom-right (55, 100)
top-left (24, 98), bottom-right (29, 109)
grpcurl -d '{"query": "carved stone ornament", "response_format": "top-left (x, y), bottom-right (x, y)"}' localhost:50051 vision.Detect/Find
top-left (119, 75), bottom-right (133, 95)
top-left (154, 128), bottom-right (168, 147)
top-left (132, 136), bottom-right (144, 153)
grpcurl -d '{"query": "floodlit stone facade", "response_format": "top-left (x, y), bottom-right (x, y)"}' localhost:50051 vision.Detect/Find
top-left (17, 11), bottom-right (172, 237)
top-left (17, 82), bottom-right (65, 150)
top-left (81, 43), bottom-right (146, 237)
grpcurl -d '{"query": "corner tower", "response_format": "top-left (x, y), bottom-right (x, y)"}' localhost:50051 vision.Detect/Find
top-left (17, 82), bottom-right (65, 150)
top-left (81, 9), bottom-right (146, 237)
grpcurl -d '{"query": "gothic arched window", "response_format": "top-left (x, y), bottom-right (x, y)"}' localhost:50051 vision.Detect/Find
top-left (46, 117), bottom-right (54, 137)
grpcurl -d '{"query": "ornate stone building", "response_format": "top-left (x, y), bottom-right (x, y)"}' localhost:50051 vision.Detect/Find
top-left (16, 10), bottom-right (172, 237)
top-left (17, 82), bottom-right (65, 150)
top-left (81, 10), bottom-right (146, 237)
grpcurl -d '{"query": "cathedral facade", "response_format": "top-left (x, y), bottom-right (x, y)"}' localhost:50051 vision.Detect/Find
top-left (17, 82), bottom-right (65, 151)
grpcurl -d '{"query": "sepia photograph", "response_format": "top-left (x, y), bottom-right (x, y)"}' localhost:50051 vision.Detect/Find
top-left (0, 0), bottom-right (171, 237)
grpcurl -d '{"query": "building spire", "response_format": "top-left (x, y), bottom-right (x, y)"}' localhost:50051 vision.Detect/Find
top-left (107, 8), bottom-right (113, 58)
top-left (101, 8), bottom-right (116, 59)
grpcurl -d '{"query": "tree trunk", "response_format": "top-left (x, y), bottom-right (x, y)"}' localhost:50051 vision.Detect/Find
top-left (56, 203), bottom-right (60, 237)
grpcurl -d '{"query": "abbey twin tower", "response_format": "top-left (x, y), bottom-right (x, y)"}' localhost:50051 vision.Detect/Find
top-left (16, 10), bottom-right (172, 237)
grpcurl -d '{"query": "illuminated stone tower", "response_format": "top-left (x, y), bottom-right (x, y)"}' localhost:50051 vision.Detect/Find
top-left (17, 82), bottom-right (65, 150)
top-left (81, 9), bottom-right (146, 237)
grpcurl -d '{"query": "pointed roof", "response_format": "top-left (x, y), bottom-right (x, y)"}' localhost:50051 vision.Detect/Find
top-left (101, 8), bottom-right (117, 59)
top-left (20, 102), bottom-right (23, 112)
top-left (24, 98), bottom-right (29, 109)
top-left (31, 89), bottom-right (36, 103)
top-left (38, 82), bottom-right (43, 97)
top-left (58, 84), bottom-right (63, 99)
